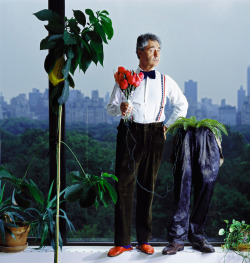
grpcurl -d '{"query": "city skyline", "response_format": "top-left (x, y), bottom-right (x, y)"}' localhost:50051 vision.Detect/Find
top-left (2, 77), bottom-right (250, 126)
top-left (1, 0), bottom-right (250, 106)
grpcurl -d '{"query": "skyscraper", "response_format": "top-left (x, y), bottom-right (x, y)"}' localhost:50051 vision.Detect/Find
top-left (185, 80), bottom-right (198, 118)
top-left (237, 85), bottom-right (246, 111)
top-left (185, 80), bottom-right (198, 105)
top-left (247, 66), bottom-right (250, 97)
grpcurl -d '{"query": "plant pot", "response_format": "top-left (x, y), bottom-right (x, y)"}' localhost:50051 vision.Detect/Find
top-left (238, 244), bottom-right (250, 252)
top-left (0, 224), bottom-right (30, 252)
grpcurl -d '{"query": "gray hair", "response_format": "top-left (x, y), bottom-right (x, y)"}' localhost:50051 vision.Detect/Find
top-left (136, 33), bottom-right (162, 59)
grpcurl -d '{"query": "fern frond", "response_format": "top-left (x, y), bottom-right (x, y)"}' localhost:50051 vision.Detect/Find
top-left (166, 116), bottom-right (228, 140)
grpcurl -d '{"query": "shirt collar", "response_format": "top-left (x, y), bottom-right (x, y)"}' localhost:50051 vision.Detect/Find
top-left (136, 66), bottom-right (156, 74)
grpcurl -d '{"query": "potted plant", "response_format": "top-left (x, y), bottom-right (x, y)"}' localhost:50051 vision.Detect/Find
top-left (0, 167), bottom-right (74, 250)
top-left (34, 8), bottom-right (114, 262)
top-left (0, 180), bottom-right (30, 252)
top-left (219, 219), bottom-right (250, 262)
top-left (0, 160), bottom-right (117, 249)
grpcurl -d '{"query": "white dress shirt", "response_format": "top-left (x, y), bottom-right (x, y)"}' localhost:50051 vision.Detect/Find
top-left (107, 67), bottom-right (188, 127)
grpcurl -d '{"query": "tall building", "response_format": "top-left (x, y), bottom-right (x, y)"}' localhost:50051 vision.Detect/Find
top-left (240, 97), bottom-right (250, 125)
top-left (247, 66), bottom-right (250, 97)
top-left (200, 98), bottom-right (219, 120)
top-left (237, 85), bottom-right (246, 112)
top-left (218, 99), bottom-right (236, 126)
top-left (10, 94), bottom-right (34, 118)
top-left (185, 80), bottom-right (197, 105)
top-left (184, 80), bottom-right (198, 118)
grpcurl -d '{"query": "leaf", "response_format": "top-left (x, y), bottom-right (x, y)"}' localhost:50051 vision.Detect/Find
top-left (94, 22), bottom-right (108, 44)
top-left (40, 223), bottom-right (49, 247)
top-left (40, 36), bottom-right (57, 50)
top-left (69, 45), bottom-right (78, 75)
top-left (44, 23), bottom-right (64, 34)
top-left (64, 184), bottom-right (83, 202)
top-left (218, 228), bottom-right (225, 235)
top-left (85, 8), bottom-right (96, 23)
top-left (100, 10), bottom-right (109, 15)
top-left (0, 219), bottom-right (5, 243)
top-left (80, 46), bottom-right (92, 73)
top-left (68, 19), bottom-right (80, 35)
top-left (47, 208), bottom-right (54, 233)
top-left (28, 179), bottom-right (45, 207)
top-left (73, 10), bottom-right (86, 27)
top-left (79, 186), bottom-right (97, 208)
top-left (44, 53), bottom-right (57, 74)
top-left (102, 180), bottom-right (117, 204)
top-left (100, 19), bottom-right (114, 40)
top-left (79, 37), bottom-right (91, 54)
top-left (63, 31), bottom-right (77, 45)
top-left (33, 9), bottom-right (63, 24)
top-left (48, 34), bottom-right (63, 41)
top-left (0, 166), bottom-right (19, 184)
top-left (13, 192), bottom-right (32, 209)
top-left (101, 173), bottom-right (118, 182)
top-left (70, 171), bottom-right (83, 181)
top-left (58, 79), bottom-right (70, 105)
top-left (47, 181), bottom-right (54, 205)
top-left (59, 209), bottom-right (75, 232)
top-left (53, 39), bottom-right (65, 59)
top-left (88, 31), bottom-right (103, 53)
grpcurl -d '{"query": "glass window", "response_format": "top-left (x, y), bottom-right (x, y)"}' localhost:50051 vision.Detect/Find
top-left (0, 0), bottom-right (249, 244)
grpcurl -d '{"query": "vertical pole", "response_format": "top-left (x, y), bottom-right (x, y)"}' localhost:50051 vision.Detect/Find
top-left (48, 0), bottom-right (66, 246)
top-left (55, 105), bottom-right (62, 263)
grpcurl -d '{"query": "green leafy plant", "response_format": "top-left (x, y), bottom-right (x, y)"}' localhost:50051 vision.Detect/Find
top-left (0, 167), bottom-right (74, 249)
top-left (34, 8), bottom-right (114, 262)
top-left (219, 219), bottom-right (250, 262)
top-left (34, 8), bottom-right (113, 106)
top-left (166, 116), bottom-right (228, 140)
top-left (0, 180), bottom-right (27, 244)
top-left (65, 171), bottom-right (117, 208)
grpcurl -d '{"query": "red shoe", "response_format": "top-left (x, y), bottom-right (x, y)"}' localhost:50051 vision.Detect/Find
top-left (107, 246), bottom-right (133, 257)
top-left (136, 244), bottom-right (154, 254)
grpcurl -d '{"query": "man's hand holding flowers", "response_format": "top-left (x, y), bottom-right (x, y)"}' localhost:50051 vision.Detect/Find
top-left (114, 67), bottom-right (144, 120)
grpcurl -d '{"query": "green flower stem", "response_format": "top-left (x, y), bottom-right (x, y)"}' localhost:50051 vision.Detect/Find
top-left (54, 105), bottom-right (62, 263)
top-left (20, 151), bottom-right (43, 184)
top-left (59, 140), bottom-right (87, 177)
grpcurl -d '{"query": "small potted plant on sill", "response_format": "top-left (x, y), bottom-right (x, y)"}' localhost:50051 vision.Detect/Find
top-left (0, 180), bottom-right (30, 253)
top-left (0, 167), bottom-right (75, 250)
top-left (219, 219), bottom-right (250, 262)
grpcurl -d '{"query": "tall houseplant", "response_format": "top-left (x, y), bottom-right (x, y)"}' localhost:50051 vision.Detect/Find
top-left (34, 8), bottom-right (114, 263)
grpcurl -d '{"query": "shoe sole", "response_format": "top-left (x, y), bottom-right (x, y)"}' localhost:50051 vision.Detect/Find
top-left (162, 246), bottom-right (184, 255)
top-left (108, 248), bottom-right (133, 257)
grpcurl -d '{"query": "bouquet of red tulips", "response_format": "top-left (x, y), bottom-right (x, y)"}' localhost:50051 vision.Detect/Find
top-left (114, 67), bottom-right (144, 99)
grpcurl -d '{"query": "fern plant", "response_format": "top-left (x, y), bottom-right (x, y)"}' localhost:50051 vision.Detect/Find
top-left (166, 116), bottom-right (228, 140)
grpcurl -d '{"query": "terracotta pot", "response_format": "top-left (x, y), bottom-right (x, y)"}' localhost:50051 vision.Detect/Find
top-left (238, 243), bottom-right (250, 252)
top-left (0, 224), bottom-right (30, 252)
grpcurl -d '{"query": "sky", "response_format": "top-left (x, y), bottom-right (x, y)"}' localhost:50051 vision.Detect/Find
top-left (0, 0), bottom-right (250, 106)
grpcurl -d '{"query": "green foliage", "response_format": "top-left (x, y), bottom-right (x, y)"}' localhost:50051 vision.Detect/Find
top-left (1, 121), bottom-right (250, 242)
top-left (0, 167), bottom-right (75, 250)
top-left (219, 220), bottom-right (250, 261)
top-left (167, 116), bottom-right (228, 140)
top-left (0, 180), bottom-right (27, 244)
top-left (34, 8), bottom-right (114, 106)
top-left (64, 171), bottom-right (118, 209)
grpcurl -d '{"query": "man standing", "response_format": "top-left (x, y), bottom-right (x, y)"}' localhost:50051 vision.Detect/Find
top-left (107, 33), bottom-right (188, 257)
